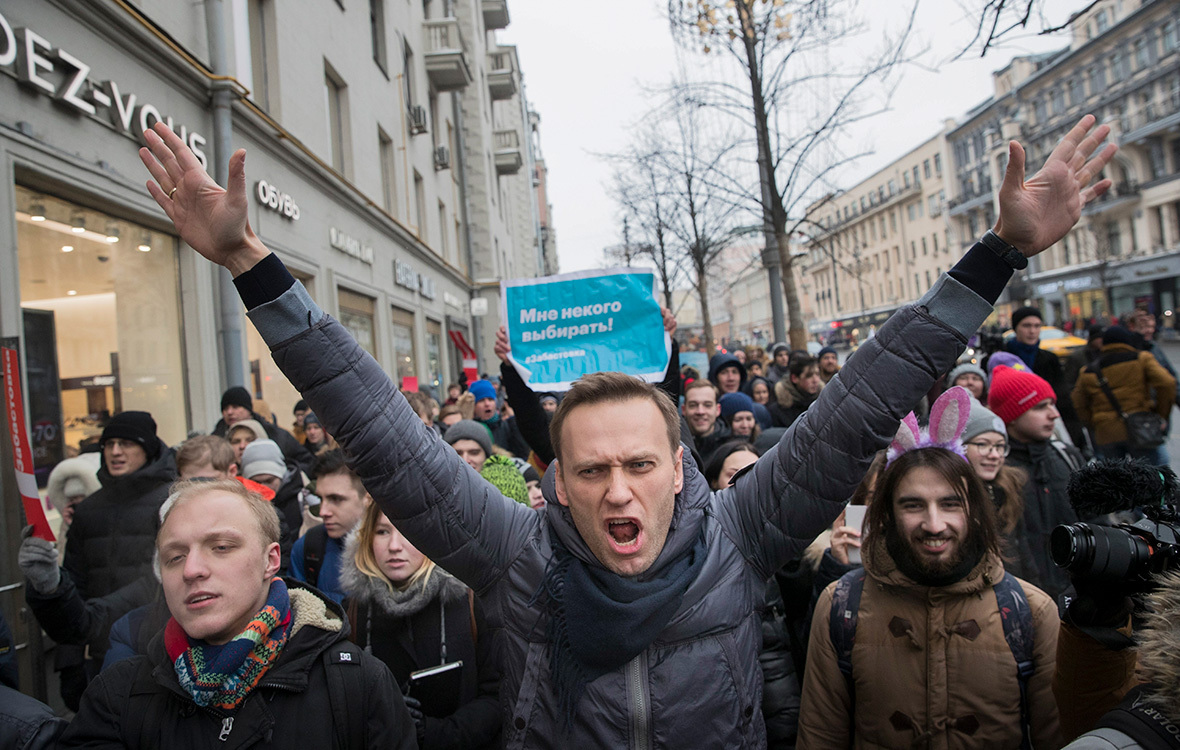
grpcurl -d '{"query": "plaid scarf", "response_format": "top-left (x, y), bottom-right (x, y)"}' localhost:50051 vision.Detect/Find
top-left (165, 577), bottom-right (292, 710)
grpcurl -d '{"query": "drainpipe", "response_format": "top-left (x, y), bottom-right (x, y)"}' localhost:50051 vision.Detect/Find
top-left (205, 0), bottom-right (246, 390)
top-left (452, 91), bottom-right (482, 369)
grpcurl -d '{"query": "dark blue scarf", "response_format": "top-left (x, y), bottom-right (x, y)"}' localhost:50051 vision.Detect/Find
top-left (532, 526), bottom-right (708, 727)
top-left (1006, 338), bottom-right (1040, 370)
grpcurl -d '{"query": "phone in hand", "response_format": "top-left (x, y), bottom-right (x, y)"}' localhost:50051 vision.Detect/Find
top-left (843, 504), bottom-right (868, 566)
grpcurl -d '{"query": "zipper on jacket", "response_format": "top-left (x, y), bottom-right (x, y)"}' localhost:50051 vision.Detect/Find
top-left (626, 654), bottom-right (651, 750)
top-left (219, 716), bottom-right (233, 741)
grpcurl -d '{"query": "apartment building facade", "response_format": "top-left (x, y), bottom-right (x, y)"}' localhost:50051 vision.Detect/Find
top-left (946, 0), bottom-right (1180, 328)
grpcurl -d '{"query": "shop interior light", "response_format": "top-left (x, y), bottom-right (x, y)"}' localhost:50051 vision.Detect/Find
top-left (105, 222), bottom-right (120, 243)
top-left (137, 231), bottom-right (151, 252)
top-left (67, 290), bottom-right (77, 296)
top-left (70, 213), bottom-right (86, 233)
top-left (29, 201), bottom-right (46, 221)
top-left (61, 245), bottom-right (74, 253)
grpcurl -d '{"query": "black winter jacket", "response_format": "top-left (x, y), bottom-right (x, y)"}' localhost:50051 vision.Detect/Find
top-left (0, 686), bottom-right (67, 750)
top-left (58, 580), bottom-right (415, 749)
top-left (239, 246), bottom-right (1002, 748)
top-left (1005, 438), bottom-right (1083, 602)
top-left (62, 441), bottom-right (175, 602)
top-left (342, 537), bottom-right (500, 750)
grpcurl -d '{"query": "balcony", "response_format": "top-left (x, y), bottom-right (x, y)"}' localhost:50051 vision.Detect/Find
top-left (494, 129), bottom-right (523, 175)
top-left (947, 186), bottom-right (993, 217)
top-left (424, 18), bottom-right (472, 91)
top-left (1082, 181), bottom-right (1140, 215)
top-left (488, 49), bottom-right (517, 100)
top-left (482, 0), bottom-right (510, 30)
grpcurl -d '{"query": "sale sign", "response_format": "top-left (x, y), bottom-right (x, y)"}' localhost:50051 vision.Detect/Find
top-left (2, 342), bottom-right (54, 540)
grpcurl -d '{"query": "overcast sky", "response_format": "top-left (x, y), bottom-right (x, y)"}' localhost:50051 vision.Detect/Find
top-left (501, 0), bottom-right (1083, 274)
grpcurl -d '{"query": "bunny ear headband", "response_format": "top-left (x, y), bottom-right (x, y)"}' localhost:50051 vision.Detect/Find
top-left (886, 386), bottom-right (972, 466)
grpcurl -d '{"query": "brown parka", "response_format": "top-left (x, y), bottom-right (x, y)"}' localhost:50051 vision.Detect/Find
top-left (799, 546), bottom-right (1062, 749)
top-left (1071, 342), bottom-right (1176, 447)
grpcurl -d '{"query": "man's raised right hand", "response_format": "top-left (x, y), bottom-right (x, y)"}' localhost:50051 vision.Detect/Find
top-left (138, 121), bottom-right (269, 277)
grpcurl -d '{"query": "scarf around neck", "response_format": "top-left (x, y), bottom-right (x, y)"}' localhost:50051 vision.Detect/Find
top-left (165, 577), bottom-right (292, 710)
top-left (1006, 338), bottom-right (1039, 370)
top-left (533, 525), bottom-right (709, 727)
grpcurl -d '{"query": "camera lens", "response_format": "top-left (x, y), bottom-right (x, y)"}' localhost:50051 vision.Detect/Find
top-left (1051, 522), bottom-right (1154, 583)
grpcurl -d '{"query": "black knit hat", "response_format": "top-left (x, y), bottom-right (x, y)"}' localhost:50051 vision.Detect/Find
top-left (101, 411), bottom-right (158, 455)
top-left (1011, 306), bottom-right (1043, 328)
top-left (293, 399), bottom-right (309, 414)
top-left (220, 386), bottom-right (253, 412)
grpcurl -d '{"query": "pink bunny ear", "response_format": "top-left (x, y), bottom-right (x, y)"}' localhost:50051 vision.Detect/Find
top-left (889, 412), bottom-right (921, 455)
top-left (929, 386), bottom-right (972, 445)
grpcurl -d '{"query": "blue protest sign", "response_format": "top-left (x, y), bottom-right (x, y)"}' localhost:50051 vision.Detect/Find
top-left (501, 268), bottom-right (670, 390)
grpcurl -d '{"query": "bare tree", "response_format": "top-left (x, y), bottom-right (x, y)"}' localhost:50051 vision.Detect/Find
top-left (667, 0), bottom-right (917, 348)
top-left (960, 0), bottom-right (1100, 58)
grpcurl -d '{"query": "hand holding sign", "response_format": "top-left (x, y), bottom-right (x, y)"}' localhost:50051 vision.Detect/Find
top-left (501, 269), bottom-right (671, 390)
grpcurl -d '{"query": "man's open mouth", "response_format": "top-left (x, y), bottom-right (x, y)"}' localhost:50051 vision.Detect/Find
top-left (607, 518), bottom-right (641, 549)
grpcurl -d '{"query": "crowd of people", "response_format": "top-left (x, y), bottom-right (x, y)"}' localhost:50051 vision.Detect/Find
top-left (3, 115), bottom-right (1176, 749)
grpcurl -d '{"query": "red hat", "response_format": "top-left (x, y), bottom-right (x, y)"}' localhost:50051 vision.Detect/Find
top-left (987, 365), bottom-right (1055, 424)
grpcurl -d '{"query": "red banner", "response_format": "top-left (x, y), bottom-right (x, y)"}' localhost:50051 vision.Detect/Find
top-left (3, 345), bottom-right (54, 540)
top-left (448, 331), bottom-right (480, 384)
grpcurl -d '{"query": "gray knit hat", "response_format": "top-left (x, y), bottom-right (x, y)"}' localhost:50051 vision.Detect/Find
top-left (443, 419), bottom-right (493, 458)
top-left (962, 398), bottom-right (1006, 443)
top-left (947, 362), bottom-right (986, 387)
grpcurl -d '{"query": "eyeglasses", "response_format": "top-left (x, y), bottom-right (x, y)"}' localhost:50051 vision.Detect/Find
top-left (965, 440), bottom-right (1010, 457)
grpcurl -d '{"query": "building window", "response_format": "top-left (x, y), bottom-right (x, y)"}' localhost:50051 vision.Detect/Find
top-left (903, 170), bottom-right (911, 188)
top-left (324, 61), bottom-right (350, 176)
top-left (923, 159), bottom-right (931, 179)
top-left (1034, 98), bottom-right (1047, 122)
top-left (932, 232), bottom-right (939, 253)
top-left (379, 126), bottom-right (397, 215)
top-left (1069, 77), bottom-right (1084, 106)
top-left (1089, 64), bottom-right (1107, 94)
top-left (1052, 88), bottom-right (1065, 115)
top-left (933, 153), bottom-right (942, 176)
top-left (1164, 19), bottom-right (1178, 53)
top-left (370, 0), bottom-right (388, 74)
top-left (403, 43), bottom-right (415, 111)
top-left (413, 170), bottom-right (426, 239)
top-left (391, 306), bottom-right (417, 387)
top-left (15, 187), bottom-right (189, 462)
top-left (437, 201), bottom-right (448, 257)
top-left (921, 237), bottom-right (928, 255)
top-left (338, 289), bottom-right (377, 359)
top-left (246, 0), bottom-right (277, 112)
top-left (912, 166), bottom-right (920, 185)
top-left (1135, 37), bottom-right (1153, 70)
top-left (1096, 9), bottom-right (1109, 33)
top-left (426, 319), bottom-right (443, 397)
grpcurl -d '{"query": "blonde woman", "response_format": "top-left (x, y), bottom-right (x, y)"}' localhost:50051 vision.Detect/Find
top-left (340, 502), bottom-right (500, 749)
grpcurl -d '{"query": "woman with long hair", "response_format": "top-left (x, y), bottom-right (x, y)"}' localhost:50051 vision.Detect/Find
top-left (341, 502), bottom-right (500, 750)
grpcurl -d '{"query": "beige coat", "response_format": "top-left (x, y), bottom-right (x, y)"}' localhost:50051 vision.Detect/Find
top-left (799, 547), bottom-right (1062, 749)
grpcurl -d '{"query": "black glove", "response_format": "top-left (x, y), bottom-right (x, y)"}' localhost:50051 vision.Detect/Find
top-left (403, 694), bottom-right (426, 744)
top-left (1065, 576), bottom-right (1133, 629)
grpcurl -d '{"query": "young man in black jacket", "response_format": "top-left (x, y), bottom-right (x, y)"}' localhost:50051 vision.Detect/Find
top-left (59, 479), bottom-right (413, 749)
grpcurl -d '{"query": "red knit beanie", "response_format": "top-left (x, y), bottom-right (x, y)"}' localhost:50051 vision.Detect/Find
top-left (987, 365), bottom-right (1055, 424)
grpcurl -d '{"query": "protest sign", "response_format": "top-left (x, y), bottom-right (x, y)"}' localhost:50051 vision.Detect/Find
top-left (501, 268), bottom-right (670, 390)
top-left (2, 340), bottom-right (54, 541)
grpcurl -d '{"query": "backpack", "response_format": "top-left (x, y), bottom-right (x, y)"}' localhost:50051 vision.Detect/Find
top-left (302, 524), bottom-right (329, 588)
top-left (125, 639), bottom-right (369, 747)
top-left (829, 568), bottom-right (1036, 749)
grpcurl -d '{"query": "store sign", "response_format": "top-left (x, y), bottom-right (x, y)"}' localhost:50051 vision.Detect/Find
top-left (255, 180), bottom-right (300, 220)
top-left (394, 259), bottom-right (437, 300)
top-left (0, 10), bottom-right (209, 168)
top-left (443, 291), bottom-right (463, 310)
top-left (1063, 276), bottom-right (1094, 292)
top-left (329, 227), bottom-right (374, 264)
top-left (1035, 282), bottom-right (1060, 296)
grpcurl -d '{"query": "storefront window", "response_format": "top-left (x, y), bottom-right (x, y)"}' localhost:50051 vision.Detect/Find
top-left (392, 307), bottom-right (417, 388)
top-left (426, 320), bottom-right (442, 398)
top-left (245, 273), bottom-right (313, 433)
top-left (339, 288), bottom-right (377, 359)
top-left (15, 186), bottom-right (188, 465)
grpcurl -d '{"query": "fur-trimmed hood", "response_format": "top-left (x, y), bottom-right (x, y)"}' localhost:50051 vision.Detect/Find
top-left (774, 377), bottom-right (817, 410)
top-left (338, 528), bottom-right (468, 615)
top-left (46, 455), bottom-right (101, 506)
top-left (1138, 571), bottom-right (1180, 711)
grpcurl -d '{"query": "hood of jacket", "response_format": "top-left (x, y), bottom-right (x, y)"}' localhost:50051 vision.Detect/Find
top-left (540, 447), bottom-right (711, 583)
top-left (863, 530), bottom-right (1005, 598)
top-left (773, 377), bottom-right (816, 410)
top-left (47, 455), bottom-right (102, 506)
top-left (1138, 571), bottom-right (1180, 711)
top-left (338, 528), bottom-right (469, 612)
top-left (708, 352), bottom-right (747, 390)
top-left (97, 439), bottom-right (176, 490)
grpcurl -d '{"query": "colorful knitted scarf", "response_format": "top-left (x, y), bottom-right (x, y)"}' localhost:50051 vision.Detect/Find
top-left (165, 577), bottom-right (292, 710)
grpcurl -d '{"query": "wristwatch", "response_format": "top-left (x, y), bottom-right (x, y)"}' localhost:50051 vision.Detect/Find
top-left (980, 230), bottom-right (1029, 270)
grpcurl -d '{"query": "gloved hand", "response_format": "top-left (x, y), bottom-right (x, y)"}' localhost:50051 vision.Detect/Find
top-left (403, 694), bottom-right (427, 744)
top-left (18, 525), bottom-right (61, 594)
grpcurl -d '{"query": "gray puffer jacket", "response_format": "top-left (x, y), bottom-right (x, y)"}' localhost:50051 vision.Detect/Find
top-left (246, 270), bottom-right (990, 749)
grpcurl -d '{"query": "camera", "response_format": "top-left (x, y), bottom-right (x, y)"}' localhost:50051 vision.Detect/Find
top-left (1051, 509), bottom-right (1180, 590)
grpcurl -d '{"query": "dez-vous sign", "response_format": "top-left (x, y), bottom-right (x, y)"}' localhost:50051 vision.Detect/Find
top-left (0, 10), bottom-right (209, 168)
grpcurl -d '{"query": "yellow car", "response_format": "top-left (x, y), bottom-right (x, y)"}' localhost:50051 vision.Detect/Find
top-left (1002, 326), bottom-right (1088, 358)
